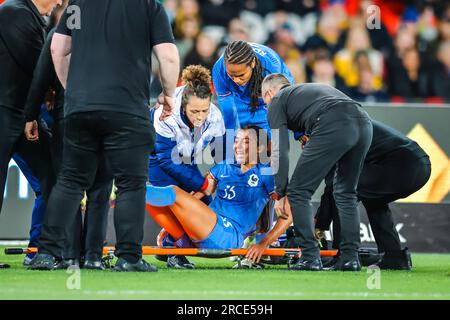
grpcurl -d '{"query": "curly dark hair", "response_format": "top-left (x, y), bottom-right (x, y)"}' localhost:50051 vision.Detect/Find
top-left (181, 65), bottom-right (212, 108)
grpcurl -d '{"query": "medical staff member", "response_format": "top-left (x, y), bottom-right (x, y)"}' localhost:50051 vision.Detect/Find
top-left (149, 65), bottom-right (225, 268)
top-left (263, 74), bottom-right (373, 272)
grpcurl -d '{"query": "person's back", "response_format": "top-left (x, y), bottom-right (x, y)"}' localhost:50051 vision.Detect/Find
top-left (365, 120), bottom-right (429, 164)
top-left (273, 83), bottom-right (360, 133)
top-left (31, 0), bottom-right (180, 272)
top-left (63, 0), bottom-right (166, 119)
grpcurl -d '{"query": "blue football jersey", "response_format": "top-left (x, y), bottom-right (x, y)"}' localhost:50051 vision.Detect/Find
top-left (208, 163), bottom-right (275, 236)
top-left (212, 43), bottom-right (294, 132)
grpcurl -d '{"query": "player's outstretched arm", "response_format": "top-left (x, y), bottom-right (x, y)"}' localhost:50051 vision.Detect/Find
top-left (246, 199), bottom-right (293, 264)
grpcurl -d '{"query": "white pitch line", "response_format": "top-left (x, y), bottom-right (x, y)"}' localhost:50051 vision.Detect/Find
top-left (0, 240), bottom-right (28, 246)
top-left (0, 289), bottom-right (449, 299)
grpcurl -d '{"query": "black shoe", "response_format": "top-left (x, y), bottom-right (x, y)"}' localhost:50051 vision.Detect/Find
top-left (288, 257), bottom-right (323, 271)
top-left (372, 248), bottom-right (412, 270)
top-left (359, 248), bottom-right (383, 266)
top-left (325, 257), bottom-right (361, 272)
top-left (28, 253), bottom-right (56, 271)
top-left (114, 258), bottom-right (158, 272)
top-left (155, 255), bottom-right (168, 262)
top-left (322, 255), bottom-right (340, 268)
top-left (83, 260), bottom-right (106, 270)
top-left (167, 255), bottom-right (195, 269)
top-left (0, 263), bottom-right (10, 269)
top-left (54, 259), bottom-right (80, 270)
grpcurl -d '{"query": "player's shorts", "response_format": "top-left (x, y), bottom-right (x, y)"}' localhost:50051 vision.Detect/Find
top-left (193, 213), bottom-right (244, 249)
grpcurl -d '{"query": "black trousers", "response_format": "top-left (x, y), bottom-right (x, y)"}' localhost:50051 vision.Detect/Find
top-left (287, 104), bottom-right (373, 260)
top-left (51, 118), bottom-right (113, 260)
top-left (39, 111), bottom-right (154, 260)
top-left (0, 107), bottom-right (54, 212)
top-left (316, 152), bottom-right (431, 252)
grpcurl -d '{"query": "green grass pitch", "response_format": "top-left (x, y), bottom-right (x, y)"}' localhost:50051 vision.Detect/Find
top-left (1, 246), bottom-right (449, 300)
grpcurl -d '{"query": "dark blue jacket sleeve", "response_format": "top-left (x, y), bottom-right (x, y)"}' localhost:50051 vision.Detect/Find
top-left (154, 134), bottom-right (206, 191)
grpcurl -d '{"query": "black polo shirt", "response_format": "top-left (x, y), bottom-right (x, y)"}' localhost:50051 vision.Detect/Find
top-left (366, 120), bottom-right (430, 164)
top-left (0, 0), bottom-right (46, 113)
top-left (56, 0), bottom-right (175, 120)
top-left (267, 83), bottom-right (359, 135)
top-left (267, 83), bottom-right (363, 198)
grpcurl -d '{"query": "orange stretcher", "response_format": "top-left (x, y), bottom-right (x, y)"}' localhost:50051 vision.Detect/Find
top-left (4, 246), bottom-right (338, 258)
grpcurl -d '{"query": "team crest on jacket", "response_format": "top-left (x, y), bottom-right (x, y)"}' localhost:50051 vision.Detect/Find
top-left (248, 174), bottom-right (259, 187)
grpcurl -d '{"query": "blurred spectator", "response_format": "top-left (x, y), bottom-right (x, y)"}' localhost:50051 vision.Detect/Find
top-left (175, 17), bottom-right (200, 63)
top-left (284, 50), bottom-right (306, 84)
top-left (324, 0), bottom-right (349, 29)
top-left (425, 3), bottom-right (450, 56)
top-left (199, 0), bottom-right (243, 27)
top-left (437, 4), bottom-right (450, 42)
top-left (392, 24), bottom-right (417, 58)
top-left (2, 0), bottom-right (446, 103)
top-left (348, 66), bottom-right (389, 103)
top-left (163, 0), bottom-right (178, 25)
top-left (401, 5), bottom-right (420, 37)
top-left (354, 0), bottom-right (394, 56)
top-left (303, 8), bottom-right (346, 56)
top-left (276, 0), bottom-right (319, 17)
top-left (174, 0), bottom-right (201, 33)
top-left (265, 10), bottom-right (308, 46)
top-left (430, 40), bottom-right (450, 101)
top-left (242, 0), bottom-right (276, 16)
top-left (177, 0), bottom-right (200, 20)
top-left (417, 5), bottom-right (439, 47)
top-left (239, 11), bottom-right (269, 44)
top-left (310, 49), bottom-right (348, 94)
top-left (266, 23), bottom-right (301, 61)
top-left (227, 17), bottom-right (251, 42)
top-left (216, 17), bottom-right (251, 57)
top-left (334, 25), bottom-right (384, 90)
top-left (388, 47), bottom-right (431, 99)
top-left (184, 32), bottom-right (219, 70)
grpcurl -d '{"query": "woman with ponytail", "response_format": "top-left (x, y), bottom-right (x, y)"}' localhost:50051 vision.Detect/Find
top-left (149, 65), bottom-right (225, 268)
top-left (212, 41), bottom-right (294, 135)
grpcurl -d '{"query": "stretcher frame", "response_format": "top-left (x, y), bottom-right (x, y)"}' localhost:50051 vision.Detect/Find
top-left (5, 246), bottom-right (338, 258)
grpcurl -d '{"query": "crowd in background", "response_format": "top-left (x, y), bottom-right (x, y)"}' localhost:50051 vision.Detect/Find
top-left (1, 0), bottom-right (449, 103)
top-left (158, 0), bottom-right (450, 103)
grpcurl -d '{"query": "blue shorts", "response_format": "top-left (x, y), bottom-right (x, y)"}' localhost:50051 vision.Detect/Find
top-left (194, 214), bottom-right (244, 249)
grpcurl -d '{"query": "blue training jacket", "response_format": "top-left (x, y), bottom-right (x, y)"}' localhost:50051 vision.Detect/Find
top-left (149, 86), bottom-right (225, 192)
